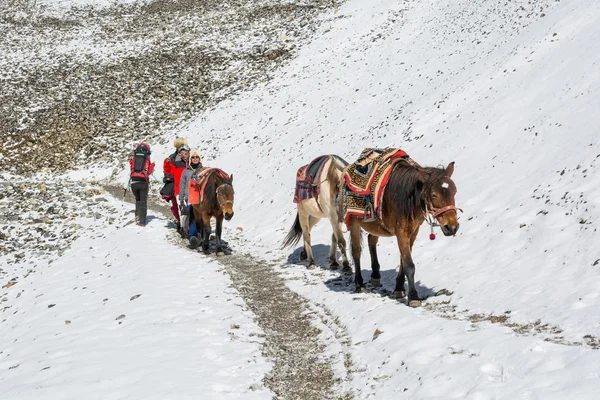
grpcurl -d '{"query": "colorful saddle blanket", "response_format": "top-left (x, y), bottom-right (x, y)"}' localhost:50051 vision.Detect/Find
top-left (189, 167), bottom-right (230, 205)
top-left (340, 148), bottom-right (409, 228)
top-left (293, 155), bottom-right (331, 204)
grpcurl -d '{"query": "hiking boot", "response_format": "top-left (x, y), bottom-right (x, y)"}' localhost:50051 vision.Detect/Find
top-left (189, 236), bottom-right (199, 249)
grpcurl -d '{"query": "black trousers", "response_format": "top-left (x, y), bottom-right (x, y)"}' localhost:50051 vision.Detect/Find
top-left (131, 181), bottom-right (149, 224)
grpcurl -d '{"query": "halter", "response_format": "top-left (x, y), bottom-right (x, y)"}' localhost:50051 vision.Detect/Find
top-left (216, 183), bottom-right (234, 209)
top-left (218, 199), bottom-right (234, 208)
top-left (427, 204), bottom-right (463, 218)
top-left (423, 176), bottom-right (462, 240)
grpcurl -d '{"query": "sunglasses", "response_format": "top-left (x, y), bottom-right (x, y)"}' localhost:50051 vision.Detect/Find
top-left (191, 156), bottom-right (200, 159)
top-left (180, 151), bottom-right (189, 155)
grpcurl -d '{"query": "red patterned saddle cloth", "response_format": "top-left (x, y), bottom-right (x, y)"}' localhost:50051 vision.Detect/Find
top-left (293, 155), bottom-right (331, 204)
top-left (340, 148), bottom-right (409, 227)
top-left (189, 167), bottom-right (230, 205)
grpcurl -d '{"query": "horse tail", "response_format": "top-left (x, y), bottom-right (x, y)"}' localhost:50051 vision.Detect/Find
top-left (282, 213), bottom-right (303, 249)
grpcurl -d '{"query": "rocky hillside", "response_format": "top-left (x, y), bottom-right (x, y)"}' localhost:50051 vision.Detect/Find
top-left (0, 0), bottom-right (336, 175)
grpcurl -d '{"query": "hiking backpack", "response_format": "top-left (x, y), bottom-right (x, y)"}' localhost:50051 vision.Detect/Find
top-left (130, 143), bottom-right (152, 182)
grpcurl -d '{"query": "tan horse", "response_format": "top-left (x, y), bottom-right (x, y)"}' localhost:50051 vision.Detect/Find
top-left (346, 161), bottom-right (460, 307)
top-left (283, 155), bottom-right (351, 272)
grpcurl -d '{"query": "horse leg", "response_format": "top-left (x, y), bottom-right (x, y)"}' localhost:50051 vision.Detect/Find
top-left (298, 209), bottom-right (316, 268)
top-left (350, 223), bottom-right (364, 291)
top-left (328, 233), bottom-right (340, 270)
top-left (368, 234), bottom-right (381, 287)
top-left (300, 246), bottom-right (307, 260)
top-left (396, 230), bottom-right (421, 307)
top-left (215, 214), bottom-right (225, 256)
top-left (332, 221), bottom-right (351, 273)
top-left (394, 229), bottom-right (419, 298)
top-left (393, 261), bottom-right (406, 299)
top-left (201, 213), bottom-right (212, 254)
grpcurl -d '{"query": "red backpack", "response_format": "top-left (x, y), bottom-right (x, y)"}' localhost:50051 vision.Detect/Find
top-left (130, 142), bottom-right (152, 182)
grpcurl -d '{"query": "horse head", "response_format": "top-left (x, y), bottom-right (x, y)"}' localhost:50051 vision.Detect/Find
top-left (420, 162), bottom-right (460, 236)
top-left (216, 173), bottom-right (235, 220)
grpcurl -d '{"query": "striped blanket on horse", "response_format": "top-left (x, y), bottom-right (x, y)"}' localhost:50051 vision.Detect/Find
top-left (189, 167), bottom-right (230, 205)
top-left (340, 148), bottom-right (409, 228)
top-left (293, 155), bottom-right (331, 204)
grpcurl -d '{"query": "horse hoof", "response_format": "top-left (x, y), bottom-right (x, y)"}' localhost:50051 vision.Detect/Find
top-left (355, 286), bottom-right (366, 293)
top-left (330, 261), bottom-right (340, 270)
top-left (342, 266), bottom-right (353, 275)
top-left (392, 291), bottom-right (406, 299)
top-left (299, 250), bottom-right (307, 260)
top-left (216, 251), bottom-right (225, 257)
top-left (408, 299), bottom-right (422, 308)
top-left (370, 278), bottom-right (381, 287)
top-left (189, 237), bottom-right (199, 249)
top-left (307, 263), bottom-right (316, 270)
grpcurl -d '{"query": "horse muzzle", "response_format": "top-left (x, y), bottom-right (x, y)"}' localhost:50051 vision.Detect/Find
top-left (224, 212), bottom-right (234, 221)
top-left (441, 222), bottom-right (459, 236)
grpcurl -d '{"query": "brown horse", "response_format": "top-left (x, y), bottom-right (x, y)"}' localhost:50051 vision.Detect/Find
top-left (347, 161), bottom-right (460, 307)
top-left (283, 155), bottom-right (351, 271)
top-left (191, 169), bottom-right (234, 255)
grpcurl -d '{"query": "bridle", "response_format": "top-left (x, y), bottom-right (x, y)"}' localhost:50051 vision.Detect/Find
top-left (422, 175), bottom-right (462, 238)
top-left (218, 199), bottom-right (234, 208)
top-left (426, 204), bottom-right (462, 219)
top-left (216, 183), bottom-right (234, 209)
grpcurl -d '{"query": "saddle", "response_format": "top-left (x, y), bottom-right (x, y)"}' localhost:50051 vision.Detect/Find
top-left (293, 155), bottom-right (331, 204)
top-left (339, 148), bottom-right (409, 228)
top-left (189, 167), bottom-right (230, 205)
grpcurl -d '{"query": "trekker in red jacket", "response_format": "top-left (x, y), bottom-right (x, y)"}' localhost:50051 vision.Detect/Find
top-left (162, 138), bottom-right (190, 231)
top-left (129, 142), bottom-right (155, 227)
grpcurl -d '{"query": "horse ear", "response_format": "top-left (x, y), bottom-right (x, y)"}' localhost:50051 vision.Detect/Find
top-left (229, 174), bottom-right (233, 182)
top-left (415, 168), bottom-right (426, 190)
top-left (446, 162), bottom-right (455, 177)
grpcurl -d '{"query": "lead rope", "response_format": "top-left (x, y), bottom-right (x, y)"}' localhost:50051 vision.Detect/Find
top-left (424, 204), bottom-right (439, 240)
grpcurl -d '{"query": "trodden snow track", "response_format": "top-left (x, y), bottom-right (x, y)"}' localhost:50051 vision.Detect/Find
top-left (109, 185), bottom-right (354, 399)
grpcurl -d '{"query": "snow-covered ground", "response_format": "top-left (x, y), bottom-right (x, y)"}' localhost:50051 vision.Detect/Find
top-left (3, 0), bottom-right (600, 398)
top-left (179, 0), bottom-right (600, 340)
top-left (0, 198), bottom-right (270, 400)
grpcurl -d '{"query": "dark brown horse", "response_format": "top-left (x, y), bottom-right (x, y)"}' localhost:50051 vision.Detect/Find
top-left (347, 161), bottom-right (460, 307)
top-left (191, 169), bottom-right (234, 255)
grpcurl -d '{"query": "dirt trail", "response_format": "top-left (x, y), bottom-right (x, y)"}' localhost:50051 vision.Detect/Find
top-left (108, 185), bottom-right (354, 399)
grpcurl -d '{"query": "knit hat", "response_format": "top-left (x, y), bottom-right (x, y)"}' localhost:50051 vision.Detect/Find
top-left (173, 137), bottom-right (189, 149)
top-left (189, 149), bottom-right (201, 165)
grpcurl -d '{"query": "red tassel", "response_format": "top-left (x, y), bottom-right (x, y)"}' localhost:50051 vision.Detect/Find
top-left (429, 233), bottom-right (436, 240)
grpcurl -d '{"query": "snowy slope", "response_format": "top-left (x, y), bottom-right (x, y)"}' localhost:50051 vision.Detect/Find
top-left (3, 0), bottom-right (600, 398)
top-left (164, 0), bottom-right (600, 397)
top-left (175, 0), bottom-right (600, 337)
top-left (0, 198), bottom-right (270, 400)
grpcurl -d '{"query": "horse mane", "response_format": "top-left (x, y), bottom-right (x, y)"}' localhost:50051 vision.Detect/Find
top-left (330, 154), bottom-right (349, 169)
top-left (388, 162), bottom-right (448, 221)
